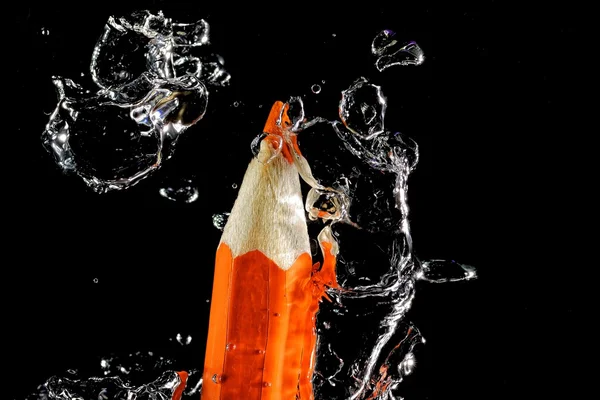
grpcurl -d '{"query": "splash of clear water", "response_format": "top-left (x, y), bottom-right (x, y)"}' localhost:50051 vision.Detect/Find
top-left (372, 30), bottom-right (425, 72)
top-left (30, 39), bottom-right (474, 400)
top-left (25, 350), bottom-right (202, 400)
top-left (42, 10), bottom-right (230, 193)
top-left (288, 77), bottom-right (475, 399)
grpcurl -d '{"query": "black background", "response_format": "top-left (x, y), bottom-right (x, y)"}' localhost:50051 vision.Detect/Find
top-left (7, 2), bottom-right (582, 399)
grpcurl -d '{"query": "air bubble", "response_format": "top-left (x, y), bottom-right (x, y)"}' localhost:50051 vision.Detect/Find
top-left (311, 84), bottom-right (322, 94)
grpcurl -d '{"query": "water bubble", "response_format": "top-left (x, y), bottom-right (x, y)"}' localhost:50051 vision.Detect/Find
top-left (226, 343), bottom-right (236, 351)
top-left (159, 179), bottom-right (199, 203)
top-left (232, 183), bottom-right (238, 189)
top-left (311, 84), bottom-right (322, 94)
top-left (233, 101), bottom-right (240, 107)
top-left (339, 77), bottom-right (387, 139)
top-left (41, 27), bottom-right (50, 36)
top-left (42, 11), bottom-right (227, 193)
top-left (93, 278), bottom-right (99, 284)
top-left (372, 30), bottom-right (425, 71)
top-left (212, 213), bottom-right (230, 231)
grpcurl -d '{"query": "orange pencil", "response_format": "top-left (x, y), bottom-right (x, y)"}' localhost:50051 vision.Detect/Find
top-left (202, 101), bottom-right (339, 400)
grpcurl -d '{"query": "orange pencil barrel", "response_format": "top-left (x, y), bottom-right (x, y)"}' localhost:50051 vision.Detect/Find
top-left (202, 101), bottom-right (337, 400)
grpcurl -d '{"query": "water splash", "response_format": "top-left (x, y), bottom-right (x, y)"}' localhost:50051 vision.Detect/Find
top-left (30, 34), bottom-right (474, 400)
top-left (44, 371), bottom-right (185, 400)
top-left (25, 349), bottom-right (201, 400)
top-left (372, 30), bottom-right (425, 71)
top-left (288, 77), bottom-right (475, 399)
top-left (42, 10), bottom-right (230, 193)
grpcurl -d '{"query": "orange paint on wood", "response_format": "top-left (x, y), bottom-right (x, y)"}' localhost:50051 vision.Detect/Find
top-left (262, 101), bottom-right (303, 164)
top-left (202, 244), bottom-right (234, 400)
top-left (172, 371), bottom-right (188, 400)
top-left (203, 241), bottom-right (338, 400)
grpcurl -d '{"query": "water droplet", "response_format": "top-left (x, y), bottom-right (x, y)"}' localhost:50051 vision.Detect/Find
top-left (311, 84), bottom-right (322, 94)
top-left (175, 333), bottom-right (192, 345)
top-left (212, 374), bottom-right (222, 384)
top-left (100, 359), bottom-right (110, 369)
top-left (339, 78), bottom-right (387, 139)
top-left (226, 343), bottom-right (236, 351)
top-left (418, 259), bottom-right (477, 283)
top-left (212, 213), bottom-right (230, 231)
top-left (372, 31), bottom-right (425, 71)
top-left (233, 101), bottom-right (240, 107)
top-left (251, 133), bottom-right (284, 164)
top-left (159, 179), bottom-right (199, 203)
top-left (306, 188), bottom-right (348, 221)
top-left (41, 27), bottom-right (50, 36)
top-left (399, 352), bottom-right (416, 376)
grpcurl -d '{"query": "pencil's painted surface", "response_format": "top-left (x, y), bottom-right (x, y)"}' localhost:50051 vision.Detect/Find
top-left (202, 101), bottom-right (338, 400)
